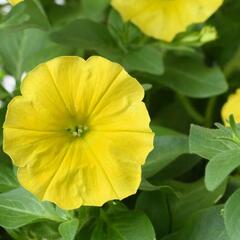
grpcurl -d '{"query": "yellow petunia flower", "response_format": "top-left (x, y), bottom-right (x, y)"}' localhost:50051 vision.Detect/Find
top-left (222, 89), bottom-right (240, 124)
top-left (3, 56), bottom-right (154, 210)
top-left (8, 0), bottom-right (23, 5)
top-left (111, 0), bottom-right (223, 42)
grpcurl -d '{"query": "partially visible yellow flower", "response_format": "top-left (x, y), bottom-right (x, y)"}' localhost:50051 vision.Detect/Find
top-left (8, 0), bottom-right (23, 5)
top-left (111, 0), bottom-right (223, 42)
top-left (3, 56), bottom-right (154, 210)
top-left (222, 89), bottom-right (240, 124)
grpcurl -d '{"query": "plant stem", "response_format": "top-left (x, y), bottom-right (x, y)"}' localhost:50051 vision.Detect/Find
top-left (204, 45), bottom-right (240, 127)
top-left (205, 97), bottom-right (217, 127)
top-left (177, 94), bottom-right (204, 124)
top-left (223, 46), bottom-right (240, 78)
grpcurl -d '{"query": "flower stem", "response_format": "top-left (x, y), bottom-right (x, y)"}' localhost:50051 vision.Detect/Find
top-left (177, 94), bottom-right (204, 124)
top-left (204, 97), bottom-right (217, 127)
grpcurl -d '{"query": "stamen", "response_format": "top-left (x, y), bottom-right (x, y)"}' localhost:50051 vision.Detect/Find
top-left (67, 125), bottom-right (89, 137)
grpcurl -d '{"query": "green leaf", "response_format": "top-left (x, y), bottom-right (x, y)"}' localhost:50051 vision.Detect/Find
top-left (208, 0), bottom-right (240, 66)
top-left (6, 221), bottom-right (61, 240)
top-left (107, 9), bottom-right (145, 52)
top-left (0, 188), bottom-right (64, 228)
top-left (59, 219), bottom-right (79, 240)
top-left (189, 124), bottom-right (235, 160)
top-left (151, 126), bottom-right (184, 136)
top-left (163, 206), bottom-right (230, 240)
top-left (151, 154), bottom-right (201, 182)
top-left (169, 179), bottom-right (227, 230)
top-left (224, 188), bottom-right (240, 240)
top-left (0, 107), bottom-right (7, 145)
top-left (0, 28), bottom-right (71, 80)
top-left (0, 84), bottom-right (9, 100)
top-left (142, 83), bottom-right (152, 91)
top-left (45, 0), bottom-right (83, 26)
top-left (51, 19), bottom-right (116, 53)
top-left (157, 53), bottom-right (228, 98)
top-left (137, 180), bottom-right (226, 237)
top-left (75, 207), bottom-right (100, 240)
top-left (136, 191), bottom-right (171, 238)
top-left (205, 149), bottom-right (240, 191)
top-left (122, 45), bottom-right (164, 75)
top-left (0, 164), bottom-right (18, 192)
top-left (143, 134), bottom-right (189, 178)
top-left (0, 0), bottom-right (50, 31)
top-left (91, 204), bottom-right (156, 240)
top-left (139, 178), bottom-right (176, 193)
top-left (81, 0), bottom-right (110, 22)
top-left (190, 124), bottom-right (240, 190)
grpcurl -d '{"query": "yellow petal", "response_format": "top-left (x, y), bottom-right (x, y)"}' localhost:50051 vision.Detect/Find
top-left (90, 102), bottom-right (151, 132)
top-left (42, 57), bottom-right (124, 116)
top-left (111, 0), bottom-right (223, 41)
top-left (221, 89), bottom-right (240, 124)
top-left (8, 0), bottom-right (23, 5)
top-left (4, 62), bottom-right (74, 132)
top-left (81, 130), bottom-right (153, 205)
top-left (3, 56), bottom-right (154, 210)
top-left (44, 56), bottom-right (144, 120)
top-left (17, 138), bottom-right (113, 209)
top-left (18, 140), bottom-right (84, 210)
top-left (43, 56), bottom-right (89, 118)
top-left (85, 56), bottom-right (145, 122)
top-left (17, 129), bottom-right (153, 209)
top-left (3, 128), bottom-right (68, 167)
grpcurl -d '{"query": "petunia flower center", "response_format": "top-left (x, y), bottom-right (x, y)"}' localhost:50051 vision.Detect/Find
top-left (67, 125), bottom-right (89, 137)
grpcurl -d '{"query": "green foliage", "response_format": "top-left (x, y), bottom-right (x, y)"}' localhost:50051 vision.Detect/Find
top-left (122, 45), bottom-right (164, 75)
top-left (0, 163), bottom-right (18, 192)
top-left (136, 190), bottom-right (171, 238)
top-left (158, 53), bottom-right (228, 98)
top-left (91, 204), bottom-right (155, 240)
top-left (143, 127), bottom-right (189, 178)
top-left (59, 219), bottom-right (79, 240)
top-left (0, 28), bottom-right (71, 80)
top-left (0, 0), bottom-right (240, 239)
top-left (51, 18), bottom-right (116, 53)
top-left (0, 0), bottom-right (50, 31)
top-left (6, 221), bottom-right (61, 240)
top-left (81, 0), bottom-right (109, 22)
top-left (190, 122), bottom-right (240, 191)
top-left (162, 206), bottom-right (229, 240)
top-left (224, 189), bottom-right (240, 240)
top-left (0, 188), bottom-right (67, 228)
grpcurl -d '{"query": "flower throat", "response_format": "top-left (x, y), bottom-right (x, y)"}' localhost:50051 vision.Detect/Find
top-left (67, 125), bottom-right (88, 137)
